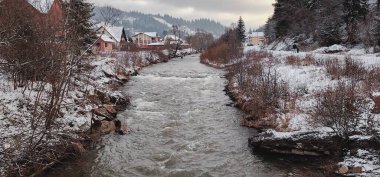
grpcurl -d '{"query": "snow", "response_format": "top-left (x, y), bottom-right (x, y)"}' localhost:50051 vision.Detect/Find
top-left (134, 32), bottom-right (157, 38)
top-left (339, 149), bottom-right (380, 176)
top-left (106, 26), bottom-right (124, 43)
top-left (153, 17), bottom-right (172, 28)
top-left (247, 32), bottom-right (264, 37)
top-left (28, 0), bottom-right (54, 13)
top-left (313, 44), bottom-right (349, 54)
top-left (0, 50), bottom-right (163, 175)
top-left (98, 34), bottom-right (114, 43)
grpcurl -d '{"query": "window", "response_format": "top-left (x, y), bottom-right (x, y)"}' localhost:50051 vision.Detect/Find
top-left (105, 43), bottom-right (108, 47)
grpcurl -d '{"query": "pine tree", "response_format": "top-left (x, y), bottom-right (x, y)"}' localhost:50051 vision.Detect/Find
top-left (343, 0), bottom-right (368, 44)
top-left (236, 16), bottom-right (246, 43)
top-left (375, 1), bottom-right (380, 47)
top-left (63, 0), bottom-right (96, 54)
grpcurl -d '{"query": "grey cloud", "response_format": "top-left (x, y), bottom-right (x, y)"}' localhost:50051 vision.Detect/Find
top-left (89, 0), bottom-right (274, 28)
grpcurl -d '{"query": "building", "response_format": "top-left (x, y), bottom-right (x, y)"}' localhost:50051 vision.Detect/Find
top-left (247, 32), bottom-right (267, 46)
top-left (132, 32), bottom-right (160, 47)
top-left (95, 26), bottom-right (128, 52)
top-left (0, 0), bottom-right (64, 30)
top-left (94, 35), bottom-right (114, 52)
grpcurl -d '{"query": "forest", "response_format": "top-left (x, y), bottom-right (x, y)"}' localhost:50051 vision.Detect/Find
top-left (265, 0), bottom-right (380, 49)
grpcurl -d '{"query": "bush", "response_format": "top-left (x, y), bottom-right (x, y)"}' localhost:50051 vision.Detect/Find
top-left (229, 58), bottom-right (289, 122)
top-left (200, 28), bottom-right (243, 65)
top-left (323, 56), bottom-right (367, 81)
top-left (313, 82), bottom-right (368, 139)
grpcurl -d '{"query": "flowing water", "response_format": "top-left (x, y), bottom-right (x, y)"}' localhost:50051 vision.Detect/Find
top-left (51, 55), bottom-right (301, 177)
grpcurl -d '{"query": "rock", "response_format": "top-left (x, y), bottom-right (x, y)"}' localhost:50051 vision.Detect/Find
top-left (372, 96), bottom-right (380, 114)
top-left (95, 90), bottom-right (110, 104)
top-left (338, 165), bottom-right (349, 174)
top-left (87, 95), bottom-right (102, 105)
top-left (352, 166), bottom-right (363, 174)
top-left (248, 130), bottom-right (341, 157)
top-left (92, 108), bottom-right (115, 120)
top-left (91, 119), bottom-right (127, 135)
top-left (104, 104), bottom-right (117, 117)
top-left (115, 119), bottom-right (128, 135)
top-left (109, 92), bottom-right (130, 109)
top-left (97, 120), bottom-right (116, 134)
top-left (115, 72), bottom-right (129, 81)
top-left (71, 142), bottom-right (86, 155)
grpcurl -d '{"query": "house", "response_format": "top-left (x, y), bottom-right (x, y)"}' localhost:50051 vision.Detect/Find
top-left (0, 0), bottom-right (64, 30)
top-left (132, 32), bottom-right (160, 47)
top-left (94, 35), bottom-right (114, 53)
top-left (247, 32), bottom-right (267, 46)
top-left (95, 26), bottom-right (128, 52)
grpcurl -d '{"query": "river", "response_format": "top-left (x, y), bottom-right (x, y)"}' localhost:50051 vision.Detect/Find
top-left (51, 55), bottom-right (302, 177)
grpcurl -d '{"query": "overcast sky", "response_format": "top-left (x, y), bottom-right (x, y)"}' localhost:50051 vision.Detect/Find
top-left (88, 0), bottom-right (275, 29)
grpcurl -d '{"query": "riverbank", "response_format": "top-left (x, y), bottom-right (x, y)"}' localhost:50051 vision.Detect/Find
top-left (202, 46), bottom-right (380, 176)
top-left (0, 50), bottom-right (172, 176)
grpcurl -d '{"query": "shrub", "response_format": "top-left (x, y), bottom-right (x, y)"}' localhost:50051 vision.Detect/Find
top-left (322, 57), bottom-right (367, 81)
top-left (285, 55), bottom-right (302, 66)
top-left (303, 55), bottom-right (317, 66)
top-left (323, 58), bottom-right (342, 79)
top-left (313, 82), bottom-right (369, 139)
top-left (231, 60), bottom-right (289, 122)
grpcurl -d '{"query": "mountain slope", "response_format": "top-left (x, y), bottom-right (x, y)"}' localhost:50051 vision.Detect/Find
top-left (93, 6), bottom-right (226, 37)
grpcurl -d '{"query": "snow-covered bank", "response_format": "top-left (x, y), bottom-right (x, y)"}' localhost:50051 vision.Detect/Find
top-left (203, 45), bottom-right (380, 176)
top-left (0, 50), bottom-right (167, 176)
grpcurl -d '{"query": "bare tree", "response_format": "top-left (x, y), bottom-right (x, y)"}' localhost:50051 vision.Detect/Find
top-left (99, 5), bottom-right (121, 26)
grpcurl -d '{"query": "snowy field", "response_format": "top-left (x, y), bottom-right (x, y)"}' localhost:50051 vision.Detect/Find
top-left (240, 45), bottom-right (380, 176)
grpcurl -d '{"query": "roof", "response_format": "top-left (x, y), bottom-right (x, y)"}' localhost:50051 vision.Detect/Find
top-left (106, 26), bottom-right (124, 43)
top-left (164, 35), bottom-right (184, 42)
top-left (97, 34), bottom-right (114, 43)
top-left (248, 32), bottom-right (265, 37)
top-left (147, 42), bottom-right (165, 46)
top-left (134, 32), bottom-right (158, 38)
top-left (28, 0), bottom-right (54, 13)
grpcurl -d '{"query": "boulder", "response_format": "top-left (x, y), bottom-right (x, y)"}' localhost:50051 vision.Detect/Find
top-left (109, 92), bottom-right (130, 110)
top-left (92, 108), bottom-right (115, 120)
top-left (104, 104), bottom-right (117, 117)
top-left (87, 95), bottom-right (102, 105)
top-left (91, 119), bottom-right (128, 135)
top-left (115, 72), bottom-right (129, 82)
top-left (71, 142), bottom-right (86, 155)
top-left (338, 165), bottom-right (349, 174)
top-left (352, 166), bottom-right (363, 174)
top-left (95, 90), bottom-right (110, 104)
top-left (115, 119), bottom-right (128, 135)
top-left (372, 96), bottom-right (380, 114)
top-left (249, 130), bottom-right (341, 157)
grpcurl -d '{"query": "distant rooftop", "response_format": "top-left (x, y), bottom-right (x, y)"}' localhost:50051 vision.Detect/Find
top-left (134, 32), bottom-right (158, 38)
top-left (248, 32), bottom-right (265, 37)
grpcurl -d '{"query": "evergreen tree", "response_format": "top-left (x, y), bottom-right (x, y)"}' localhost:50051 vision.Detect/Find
top-left (342, 0), bottom-right (368, 44)
top-left (375, 3), bottom-right (380, 47)
top-left (63, 0), bottom-right (96, 53)
top-left (236, 16), bottom-right (246, 43)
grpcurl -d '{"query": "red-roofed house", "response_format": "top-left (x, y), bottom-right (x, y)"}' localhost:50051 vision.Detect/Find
top-left (94, 26), bottom-right (128, 52)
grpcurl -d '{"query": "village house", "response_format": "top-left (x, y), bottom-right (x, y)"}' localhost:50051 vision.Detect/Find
top-left (247, 32), bottom-right (267, 46)
top-left (146, 34), bottom-right (191, 50)
top-left (94, 26), bottom-right (128, 52)
top-left (132, 32), bottom-right (160, 48)
top-left (0, 0), bottom-right (64, 31)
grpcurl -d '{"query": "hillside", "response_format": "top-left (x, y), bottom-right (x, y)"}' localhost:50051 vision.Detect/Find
top-left (93, 6), bottom-right (226, 37)
top-left (264, 0), bottom-right (380, 50)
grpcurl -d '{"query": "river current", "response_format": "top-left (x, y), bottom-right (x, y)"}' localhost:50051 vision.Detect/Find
top-left (51, 55), bottom-right (296, 177)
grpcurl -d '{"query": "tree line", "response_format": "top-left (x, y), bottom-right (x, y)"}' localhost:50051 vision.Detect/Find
top-left (265, 0), bottom-right (380, 48)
